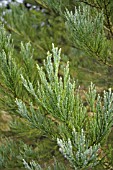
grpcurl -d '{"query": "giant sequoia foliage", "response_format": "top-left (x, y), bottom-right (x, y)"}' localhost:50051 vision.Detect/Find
top-left (0, 0), bottom-right (113, 170)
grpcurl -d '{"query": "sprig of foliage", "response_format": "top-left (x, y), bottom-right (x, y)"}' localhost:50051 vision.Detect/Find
top-left (23, 158), bottom-right (67, 170)
top-left (57, 128), bottom-right (100, 170)
top-left (15, 44), bottom-right (113, 169)
top-left (20, 44), bottom-right (76, 125)
top-left (65, 5), bottom-right (111, 63)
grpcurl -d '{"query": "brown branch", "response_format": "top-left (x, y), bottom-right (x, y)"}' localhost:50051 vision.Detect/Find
top-left (78, 0), bottom-right (100, 9)
top-left (103, 0), bottom-right (113, 38)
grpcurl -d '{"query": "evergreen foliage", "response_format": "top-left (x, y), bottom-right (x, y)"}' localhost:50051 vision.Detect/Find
top-left (23, 158), bottom-right (67, 170)
top-left (0, 0), bottom-right (113, 170)
top-left (65, 6), bottom-right (110, 62)
top-left (0, 138), bottom-right (38, 168)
